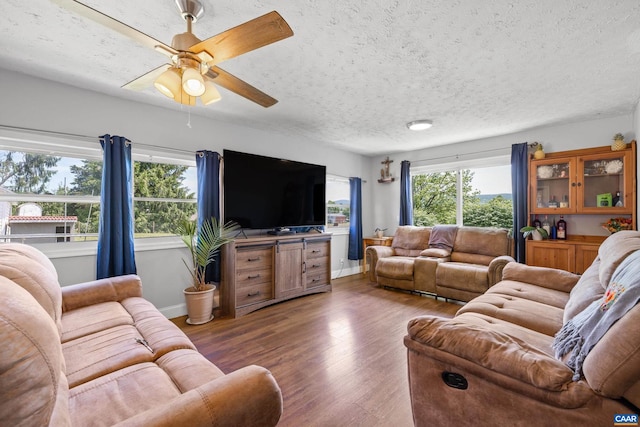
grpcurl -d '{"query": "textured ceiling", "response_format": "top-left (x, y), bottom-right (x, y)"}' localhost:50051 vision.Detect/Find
top-left (1, 0), bottom-right (640, 156)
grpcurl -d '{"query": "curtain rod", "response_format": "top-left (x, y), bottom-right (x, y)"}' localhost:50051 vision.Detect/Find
top-left (410, 146), bottom-right (512, 165)
top-left (0, 124), bottom-right (196, 157)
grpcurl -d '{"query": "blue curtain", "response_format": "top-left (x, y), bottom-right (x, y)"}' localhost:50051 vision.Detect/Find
top-left (400, 160), bottom-right (413, 225)
top-left (97, 135), bottom-right (137, 279)
top-left (511, 143), bottom-right (529, 263)
top-left (196, 150), bottom-right (222, 283)
top-left (348, 177), bottom-right (363, 260)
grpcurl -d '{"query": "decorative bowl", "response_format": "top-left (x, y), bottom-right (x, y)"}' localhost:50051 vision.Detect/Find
top-left (537, 165), bottom-right (553, 179)
top-left (605, 160), bottom-right (623, 174)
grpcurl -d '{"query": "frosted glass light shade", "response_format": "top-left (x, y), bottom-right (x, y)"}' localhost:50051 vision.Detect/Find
top-left (154, 68), bottom-right (181, 99)
top-left (176, 87), bottom-right (196, 106)
top-left (201, 80), bottom-right (221, 105)
top-left (182, 67), bottom-right (205, 96)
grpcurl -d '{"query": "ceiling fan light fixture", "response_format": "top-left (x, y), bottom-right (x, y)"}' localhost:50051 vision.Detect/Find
top-left (182, 66), bottom-right (205, 96)
top-left (407, 120), bottom-right (433, 131)
top-left (201, 80), bottom-right (221, 105)
top-left (154, 68), bottom-right (182, 99)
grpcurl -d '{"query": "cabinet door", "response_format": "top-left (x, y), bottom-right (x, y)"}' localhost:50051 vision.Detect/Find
top-left (526, 240), bottom-right (575, 272)
top-left (531, 158), bottom-right (575, 214)
top-left (577, 150), bottom-right (633, 214)
top-left (275, 242), bottom-right (304, 298)
top-left (575, 243), bottom-right (600, 275)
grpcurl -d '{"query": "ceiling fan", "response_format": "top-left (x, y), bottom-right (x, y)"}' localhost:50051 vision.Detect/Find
top-left (52, 0), bottom-right (293, 107)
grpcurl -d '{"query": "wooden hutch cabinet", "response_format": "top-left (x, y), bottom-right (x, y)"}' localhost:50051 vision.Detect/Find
top-left (526, 143), bottom-right (636, 274)
top-left (221, 233), bottom-right (332, 317)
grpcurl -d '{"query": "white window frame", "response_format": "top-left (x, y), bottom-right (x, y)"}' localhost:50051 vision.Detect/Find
top-left (325, 174), bottom-right (350, 235)
top-left (411, 154), bottom-right (511, 226)
top-left (0, 127), bottom-right (197, 255)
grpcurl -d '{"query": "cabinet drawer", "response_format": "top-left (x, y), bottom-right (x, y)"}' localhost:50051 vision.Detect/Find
top-left (306, 242), bottom-right (329, 259)
top-left (236, 248), bottom-right (272, 269)
top-left (237, 282), bottom-right (272, 307)
top-left (236, 266), bottom-right (272, 288)
top-left (306, 271), bottom-right (329, 288)
top-left (306, 257), bottom-right (328, 273)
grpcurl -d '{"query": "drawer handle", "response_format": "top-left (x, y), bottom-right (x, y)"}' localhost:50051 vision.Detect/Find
top-left (247, 274), bottom-right (261, 279)
top-left (311, 249), bottom-right (320, 253)
top-left (247, 290), bottom-right (261, 297)
top-left (311, 264), bottom-right (320, 268)
top-left (311, 278), bottom-right (320, 283)
top-left (247, 257), bottom-right (261, 261)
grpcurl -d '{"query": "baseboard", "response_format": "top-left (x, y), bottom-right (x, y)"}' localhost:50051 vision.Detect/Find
top-left (332, 266), bottom-right (361, 279)
top-left (160, 302), bottom-right (187, 320)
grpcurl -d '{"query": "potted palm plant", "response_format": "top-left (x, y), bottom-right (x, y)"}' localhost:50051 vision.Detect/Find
top-left (179, 217), bottom-right (238, 324)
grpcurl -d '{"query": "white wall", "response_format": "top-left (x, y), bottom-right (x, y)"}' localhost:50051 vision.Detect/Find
top-left (0, 68), bottom-right (371, 316)
top-left (369, 114), bottom-right (637, 236)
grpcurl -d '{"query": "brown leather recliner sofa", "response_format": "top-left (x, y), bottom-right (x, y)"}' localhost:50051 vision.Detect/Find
top-left (405, 230), bottom-right (640, 426)
top-left (0, 243), bottom-right (283, 426)
top-left (367, 225), bottom-right (514, 301)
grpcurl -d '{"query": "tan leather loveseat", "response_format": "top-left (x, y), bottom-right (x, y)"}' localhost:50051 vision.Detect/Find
top-left (405, 230), bottom-right (640, 426)
top-left (367, 225), bottom-right (513, 301)
top-left (0, 243), bottom-right (282, 426)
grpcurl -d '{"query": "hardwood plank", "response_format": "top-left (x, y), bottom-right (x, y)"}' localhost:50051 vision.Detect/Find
top-left (173, 274), bottom-right (460, 426)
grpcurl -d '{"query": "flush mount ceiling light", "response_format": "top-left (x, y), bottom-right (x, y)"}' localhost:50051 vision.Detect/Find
top-left (407, 120), bottom-right (433, 131)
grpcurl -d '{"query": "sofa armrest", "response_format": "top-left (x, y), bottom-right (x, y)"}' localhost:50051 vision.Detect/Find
top-left (406, 315), bottom-right (574, 391)
top-left (113, 365), bottom-right (282, 427)
top-left (61, 274), bottom-right (143, 312)
top-left (366, 246), bottom-right (395, 282)
top-left (487, 255), bottom-right (516, 286)
top-left (501, 263), bottom-right (580, 293)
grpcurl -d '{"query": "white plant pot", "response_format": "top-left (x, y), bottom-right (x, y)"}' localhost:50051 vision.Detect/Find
top-left (184, 284), bottom-right (216, 325)
top-left (531, 230), bottom-right (543, 240)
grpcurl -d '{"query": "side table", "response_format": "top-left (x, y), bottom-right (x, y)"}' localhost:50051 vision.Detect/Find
top-left (362, 236), bottom-right (393, 274)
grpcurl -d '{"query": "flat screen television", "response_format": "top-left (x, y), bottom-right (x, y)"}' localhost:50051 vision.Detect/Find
top-left (223, 150), bottom-right (326, 231)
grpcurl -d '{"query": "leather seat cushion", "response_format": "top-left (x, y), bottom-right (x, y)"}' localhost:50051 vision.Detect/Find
top-left (436, 262), bottom-right (489, 293)
top-left (376, 257), bottom-right (416, 280)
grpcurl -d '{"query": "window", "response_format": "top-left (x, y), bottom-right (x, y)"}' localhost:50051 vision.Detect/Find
top-left (412, 156), bottom-right (513, 229)
top-left (0, 129), bottom-right (197, 244)
top-left (326, 175), bottom-right (350, 232)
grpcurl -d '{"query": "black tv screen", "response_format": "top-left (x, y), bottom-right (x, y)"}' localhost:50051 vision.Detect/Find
top-left (223, 150), bottom-right (326, 230)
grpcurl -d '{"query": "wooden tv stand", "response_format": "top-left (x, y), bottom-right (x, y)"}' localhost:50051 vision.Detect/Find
top-left (221, 233), bottom-right (332, 317)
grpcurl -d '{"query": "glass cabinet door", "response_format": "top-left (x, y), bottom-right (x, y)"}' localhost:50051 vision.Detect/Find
top-left (531, 158), bottom-right (574, 213)
top-left (578, 151), bottom-right (632, 213)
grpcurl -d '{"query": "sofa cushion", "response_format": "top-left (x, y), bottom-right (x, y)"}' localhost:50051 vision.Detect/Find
top-left (0, 244), bottom-right (63, 334)
top-left (487, 280), bottom-right (569, 310)
top-left (597, 230), bottom-right (640, 286)
top-left (62, 324), bottom-right (156, 388)
top-left (563, 258), bottom-right (604, 323)
top-left (458, 292), bottom-right (565, 337)
top-left (436, 262), bottom-right (489, 294)
top-left (391, 226), bottom-right (431, 257)
top-left (452, 226), bottom-right (510, 258)
top-left (0, 277), bottom-right (70, 427)
top-left (61, 301), bottom-right (134, 342)
top-left (69, 362), bottom-right (182, 426)
top-left (376, 256), bottom-right (416, 281)
top-left (450, 252), bottom-right (496, 266)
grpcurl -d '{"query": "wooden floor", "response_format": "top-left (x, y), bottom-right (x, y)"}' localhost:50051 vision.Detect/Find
top-left (173, 274), bottom-right (460, 427)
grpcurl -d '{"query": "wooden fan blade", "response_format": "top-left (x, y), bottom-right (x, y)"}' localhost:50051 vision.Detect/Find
top-left (206, 66), bottom-right (278, 107)
top-left (190, 11), bottom-right (293, 65)
top-left (52, 0), bottom-right (177, 57)
top-left (122, 64), bottom-right (171, 91)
